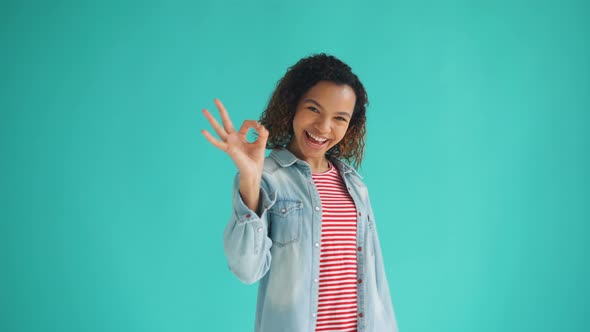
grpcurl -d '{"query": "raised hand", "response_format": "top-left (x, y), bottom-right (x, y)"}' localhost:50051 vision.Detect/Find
top-left (201, 99), bottom-right (269, 182)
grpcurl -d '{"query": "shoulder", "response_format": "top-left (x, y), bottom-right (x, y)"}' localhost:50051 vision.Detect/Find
top-left (260, 151), bottom-right (298, 190)
top-left (331, 158), bottom-right (365, 182)
top-left (331, 158), bottom-right (370, 198)
top-left (262, 155), bottom-right (281, 175)
top-left (262, 148), bottom-right (298, 176)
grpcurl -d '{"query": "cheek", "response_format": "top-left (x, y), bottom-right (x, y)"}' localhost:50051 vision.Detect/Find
top-left (339, 124), bottom-right (351, 139)
top-left (292, 112), bottom-right (306, 131)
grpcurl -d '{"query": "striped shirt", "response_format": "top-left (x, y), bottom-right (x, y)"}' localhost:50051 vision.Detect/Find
top-left (312, 162), bottom-right (358, 332)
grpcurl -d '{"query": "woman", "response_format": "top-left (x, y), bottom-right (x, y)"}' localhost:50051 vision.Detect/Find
top-left (202, 54), bottom-right (399, 332)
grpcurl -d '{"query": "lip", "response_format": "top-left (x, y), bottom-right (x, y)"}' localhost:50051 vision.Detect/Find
top-left (304, 130), bottom-right (329, 149)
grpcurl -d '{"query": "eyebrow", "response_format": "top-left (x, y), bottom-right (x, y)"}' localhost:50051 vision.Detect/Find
top-left (304, 98), bottom-right (352, 118)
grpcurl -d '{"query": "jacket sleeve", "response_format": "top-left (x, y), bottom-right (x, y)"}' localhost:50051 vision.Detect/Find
top-left (223, 172), bottom-right (277, 284)
top-left (368, 194), bottom-right (400, 331)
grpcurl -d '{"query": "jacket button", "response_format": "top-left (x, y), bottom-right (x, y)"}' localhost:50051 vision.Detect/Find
top-left (358, 312), bottom-right (364, 318)
top-left (358, 212), bottom-right (362, 216)
top-left (357, 278), bottom-right (363, 284)
top-left (357, 246), bottom-right (362, 252)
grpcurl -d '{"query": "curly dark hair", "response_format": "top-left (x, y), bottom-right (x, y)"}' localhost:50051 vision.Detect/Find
top-left (259, 53), bottom-right (368, 168)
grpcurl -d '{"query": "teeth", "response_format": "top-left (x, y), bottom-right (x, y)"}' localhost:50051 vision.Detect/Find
top-left (307, 131), bottom-right (327, 143)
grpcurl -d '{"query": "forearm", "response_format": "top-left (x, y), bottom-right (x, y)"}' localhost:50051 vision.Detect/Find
top-left (225, 173), bottom-right (276, 284)
top-left (239, 174), bottom-right (261, 214)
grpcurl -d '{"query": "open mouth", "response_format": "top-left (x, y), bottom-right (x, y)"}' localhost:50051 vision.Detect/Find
top-left (304, 130), bottom-right (329, 148)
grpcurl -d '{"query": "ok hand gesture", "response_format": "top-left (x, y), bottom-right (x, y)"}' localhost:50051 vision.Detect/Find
top-left (201, 99), bottom-right (269, 181)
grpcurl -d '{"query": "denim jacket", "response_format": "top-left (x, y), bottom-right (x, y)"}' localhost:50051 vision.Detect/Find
top-left (223, 148), bottom-right (399, 332)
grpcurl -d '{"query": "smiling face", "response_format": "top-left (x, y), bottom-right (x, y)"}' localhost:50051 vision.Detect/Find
top-left (287, 81), bottom-right (357, 170)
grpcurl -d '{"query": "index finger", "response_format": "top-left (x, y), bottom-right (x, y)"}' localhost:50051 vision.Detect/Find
top-left (214, 99), bottom-right (236, 134)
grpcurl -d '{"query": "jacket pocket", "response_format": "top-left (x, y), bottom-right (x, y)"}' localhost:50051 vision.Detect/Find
top-left (269, 199), bottom-right (303, 246)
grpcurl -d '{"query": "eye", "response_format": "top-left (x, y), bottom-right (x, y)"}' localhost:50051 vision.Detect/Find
top-left (336, 116), bottom-right (348, 122)
top-left (307, 106), bottom-right (320, 113)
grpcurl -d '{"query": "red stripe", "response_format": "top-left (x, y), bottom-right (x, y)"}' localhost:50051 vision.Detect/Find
top-left (313, 164), bottom-right (359, 332)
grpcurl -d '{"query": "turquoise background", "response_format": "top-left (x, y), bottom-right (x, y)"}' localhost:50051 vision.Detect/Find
top-left (1, 0), bottom-right (589, 331)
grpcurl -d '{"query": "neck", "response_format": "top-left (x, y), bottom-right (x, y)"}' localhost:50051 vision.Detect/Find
top-left (285, 144), bottom-right (330, 173)
top-left (308, 158), bottom-right (330, 173)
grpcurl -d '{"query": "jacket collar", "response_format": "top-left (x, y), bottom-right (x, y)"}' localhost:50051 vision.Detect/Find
top-left (269, 148), bottom-right (363, 179)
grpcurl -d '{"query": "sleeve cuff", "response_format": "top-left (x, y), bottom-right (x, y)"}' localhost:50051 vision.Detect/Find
top-left (232, 175), bottom-right (276, 223)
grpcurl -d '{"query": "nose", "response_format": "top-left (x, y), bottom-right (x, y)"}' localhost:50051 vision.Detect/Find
top-left (314, 116), bottom-right (331, 134)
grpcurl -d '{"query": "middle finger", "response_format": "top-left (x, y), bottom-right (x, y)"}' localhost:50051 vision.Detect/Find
top-left (202, 109), bottom-right (228, 140)
top-left (214, 99), bottom-right (236, 134)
